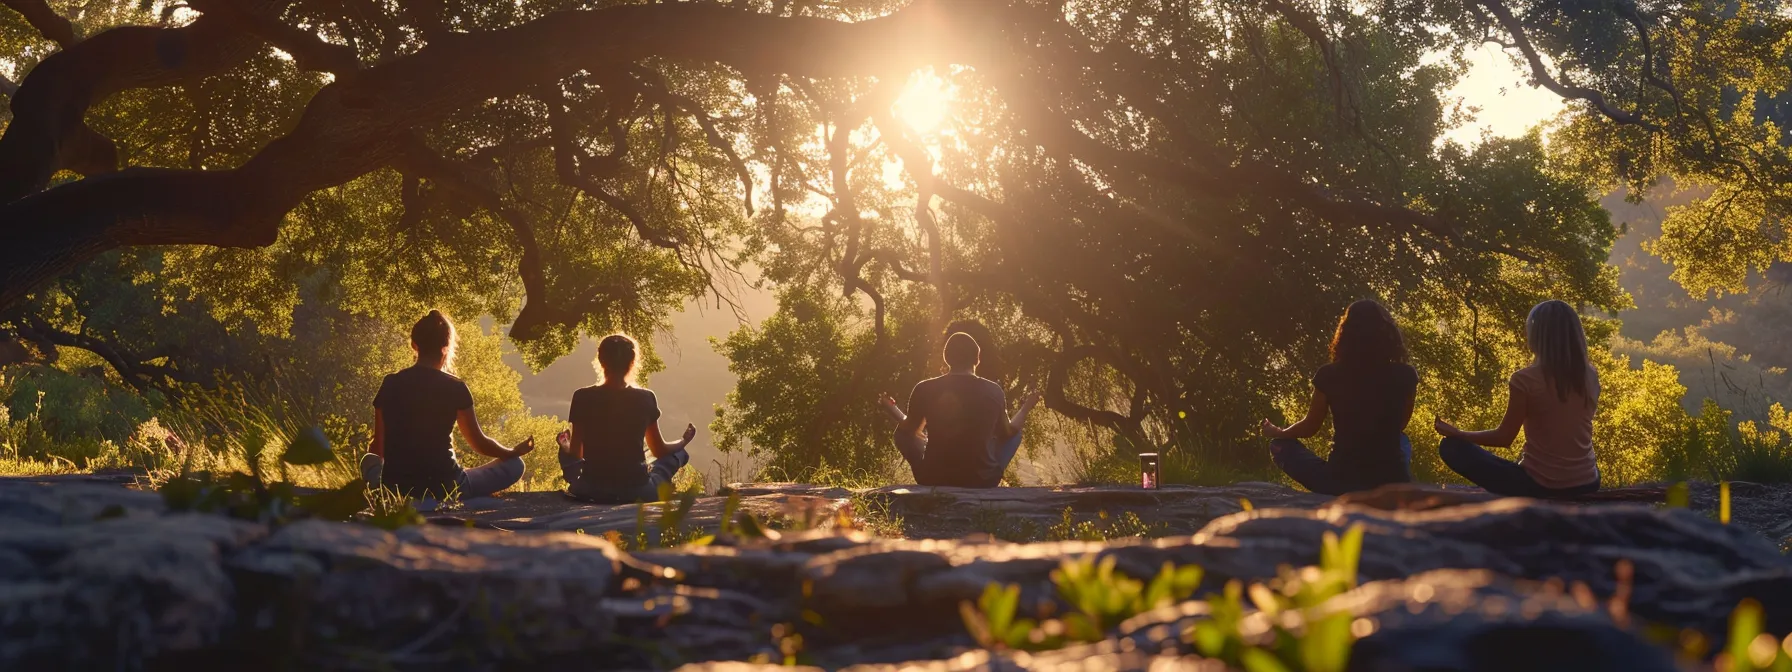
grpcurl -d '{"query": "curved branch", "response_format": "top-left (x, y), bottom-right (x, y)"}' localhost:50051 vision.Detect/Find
top-left (188, 0), bottom-right (361, 75)
top-left (1044, 344), bottom-right (1147, 435)
top-left (13, 317), bottom-right (194, 392)
top-left (0, 7), bottom-right (281, 202)
top-left (635, 76), bottom-right (757, 216)
top-left (0, 1), bottom-right (1005, 307)
top-left (2, 0), bottom-right (78, 48)
top-left (1473, 0), bottom-right (1654, 129)
top-left (393, 135), bottom-right (642, 341)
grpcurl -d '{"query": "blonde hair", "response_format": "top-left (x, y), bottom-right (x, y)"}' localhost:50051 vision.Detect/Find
top-left (594, 333), bottom-right (639, 385)
top-left (411, 310), bottom-right (457, 371)
top-left (1526, 300), bottom-right (1591, 403)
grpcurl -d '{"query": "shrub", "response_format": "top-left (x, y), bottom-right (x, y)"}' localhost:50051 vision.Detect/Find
top-left (1661, 400), bottom-right (1792, 484)
top-left (961, 524), bottom-right (1367, 671)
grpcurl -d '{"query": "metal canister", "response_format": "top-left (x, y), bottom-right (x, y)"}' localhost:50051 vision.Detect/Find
top-left (1139, 452), bottom-right (1161, 489)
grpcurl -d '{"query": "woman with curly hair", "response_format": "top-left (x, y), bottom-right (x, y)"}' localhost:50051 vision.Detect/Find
top-left (1259, 299), bottom-right (1417, 495)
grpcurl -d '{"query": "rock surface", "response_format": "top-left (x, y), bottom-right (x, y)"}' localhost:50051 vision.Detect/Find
top-left (1, 475), bottom-right (1786, 670)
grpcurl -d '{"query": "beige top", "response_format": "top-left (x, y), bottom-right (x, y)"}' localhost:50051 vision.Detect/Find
top-left (1511, 364), bottom-right (1600, 489)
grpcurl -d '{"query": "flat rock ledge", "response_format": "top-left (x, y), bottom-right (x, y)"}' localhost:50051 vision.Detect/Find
top-left (1, 476), bottom-right (1785, 670)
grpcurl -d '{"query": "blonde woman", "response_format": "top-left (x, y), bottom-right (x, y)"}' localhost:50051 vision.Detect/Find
top-left (555, 334), bottom-right (696, 503)
top-left (1434, 300), bottom-right (1601, 497)
top-left (363, 310), bottom-right (535, 498)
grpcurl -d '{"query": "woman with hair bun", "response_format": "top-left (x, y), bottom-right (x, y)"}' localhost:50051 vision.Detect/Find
top-left (1259, 299), bottom-right (1418, 495)
top-left (363, 310), bottom-right (535, 498)
top-left (555, 333), bottom-right (696, 503)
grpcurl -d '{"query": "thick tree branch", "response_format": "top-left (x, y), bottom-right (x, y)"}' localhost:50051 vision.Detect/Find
top-left (0, 6), bottom-right (278, 202)
top-left (0, 1), bottom-right (1004, 308)
top-left (2, 0), bottom-right (78, 48)
top-left (188, 0), bottom-right (361, 75)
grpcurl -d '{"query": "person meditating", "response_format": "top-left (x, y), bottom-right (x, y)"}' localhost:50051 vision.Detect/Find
top-left (556, 334), bottom-right (696, 503)
top-left (362, 310), bottom-right (534, 498)
top-left (1434, 300), bottom-right (1601, 498)
top-left (1260, 299), bottom-right (1417, 495)
top-left (880, 331), bottom-right (1040, 488)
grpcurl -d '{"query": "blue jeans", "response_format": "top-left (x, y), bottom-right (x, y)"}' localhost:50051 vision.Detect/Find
top-left (1270, 435), bottom-right (1413, 496)
top-left (1438, 437), bottom-right (1599, 498)
top-left (559, 449), bottom-right (689, 503)
top-left (897, 430), bottom-right (1024, 488)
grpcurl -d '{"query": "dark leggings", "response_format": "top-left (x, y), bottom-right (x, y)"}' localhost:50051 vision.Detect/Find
top-left (1438, 437), bottom-right (1599, 498)
top-left (1270, 436), bottom-right (1413, 496)
top-left (559, 448), bottom-right (690, 503)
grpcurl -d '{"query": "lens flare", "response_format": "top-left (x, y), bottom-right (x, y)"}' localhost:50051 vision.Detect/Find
top-left (893, 71), bottom-right (952, 134)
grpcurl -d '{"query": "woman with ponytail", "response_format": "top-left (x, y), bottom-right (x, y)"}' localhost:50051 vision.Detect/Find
top-left (363, 311), bottom-right (535, 498)
top-left (554, 334), bottom-right (696, 503)
top-left (1434, 300), bottom-right (1601, 497)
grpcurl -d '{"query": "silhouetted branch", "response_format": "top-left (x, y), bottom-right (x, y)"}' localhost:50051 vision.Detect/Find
top-left (188, 0), bottom-right (361, 75)
top-left (1473, 0), bottom-right (1654, 129)
top-left (1, 0), bottom-right (78, 48)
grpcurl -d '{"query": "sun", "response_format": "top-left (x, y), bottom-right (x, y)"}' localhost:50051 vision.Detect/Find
top-left (893, 70), bottom-right (953, 135)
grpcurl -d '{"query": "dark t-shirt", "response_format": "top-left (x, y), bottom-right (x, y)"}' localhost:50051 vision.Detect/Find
top-left (569, 385), bottom-right (661, 491)
top-left (374, 366), bottom-right (473, 493)
top-left (1313, 361), bottom-right (1418, 482)
top-left (905, 373), bottom-right (1007, 487)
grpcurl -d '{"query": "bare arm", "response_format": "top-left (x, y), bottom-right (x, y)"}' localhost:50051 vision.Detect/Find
top-left (999, 386), bottom-right (1042, 440)
top-left (896, 388), bottom-right (925, 437)
top-left (1260, 390), bottom-right (1329, 439)
top-left (370, 408), bottom-right (385, 457)
top-left (1436, 386), bottom-right (1527, 447)
top-left (456, 408), bottom-right (536, 459)
top-left (645, 421), bottom-right (696, 459)
top-left (563, 425), bottom-right (582, 459)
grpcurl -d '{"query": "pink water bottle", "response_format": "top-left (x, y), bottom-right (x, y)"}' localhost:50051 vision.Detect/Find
top-left (1139, 452), bottom-right (1160, 489)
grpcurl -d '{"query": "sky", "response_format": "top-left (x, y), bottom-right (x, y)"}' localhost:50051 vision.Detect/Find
top-left (504, 47), bottom-right (1570, 488)
top-left (1440, 44), bottom-right (1566, 145)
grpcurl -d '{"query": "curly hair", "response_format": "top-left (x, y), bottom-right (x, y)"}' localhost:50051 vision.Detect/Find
top-left (1329, 300), bottom-right (1407, 366)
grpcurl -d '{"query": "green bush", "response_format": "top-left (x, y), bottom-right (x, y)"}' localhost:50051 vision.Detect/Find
top-left (962, 524), bottom-right (1367, 670)
top-left (1660, 400), bottom-right (1792, 484)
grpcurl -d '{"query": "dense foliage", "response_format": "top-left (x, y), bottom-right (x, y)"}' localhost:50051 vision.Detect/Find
top-left (2, 0), bottom-right (1789, 485)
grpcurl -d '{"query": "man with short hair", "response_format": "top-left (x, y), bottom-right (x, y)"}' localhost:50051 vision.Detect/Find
top-left (881, 332), bottom-right (1041, 487)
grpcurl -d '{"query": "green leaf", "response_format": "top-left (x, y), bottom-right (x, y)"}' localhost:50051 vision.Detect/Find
top-left (281, 425), bottom-right (335, 466)
top-left (1667, 481), bottom-right (1691, 509)
top-left (1300, 612), bottom-right (1355, 672)
top-left (1190, 621), bottom-right (1228, 657)
top-left (1728, 599), bottom-right (1764, 672)
top-left (1240, 647), bottom-right (1293, 672)
top-left (1721, 481), bottom-right (1732, 525)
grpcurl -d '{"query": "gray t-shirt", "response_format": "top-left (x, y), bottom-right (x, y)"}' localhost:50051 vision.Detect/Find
top-left (905, 373), bottom-right (1006, 486)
